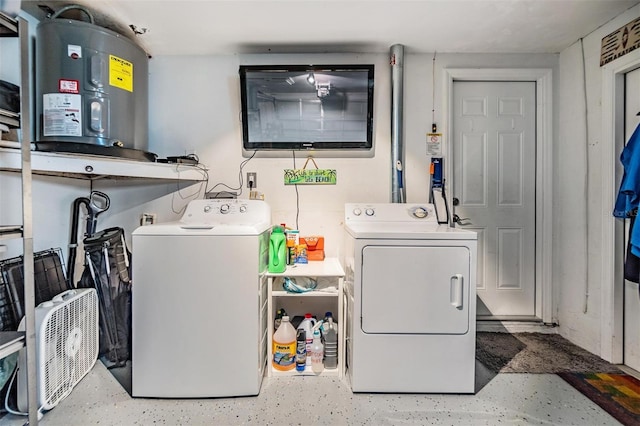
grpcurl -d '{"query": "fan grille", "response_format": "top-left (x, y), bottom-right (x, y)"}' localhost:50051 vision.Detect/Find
top-left (40, 289), bottom-right (99, 410)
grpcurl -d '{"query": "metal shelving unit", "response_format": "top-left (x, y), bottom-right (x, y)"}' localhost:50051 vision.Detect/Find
top-left (1, 12), bottom-right (206, 425)
top-left (0, 148), bottom-right (208, 181)
top-left (0, 11), bottom-right (38, 425)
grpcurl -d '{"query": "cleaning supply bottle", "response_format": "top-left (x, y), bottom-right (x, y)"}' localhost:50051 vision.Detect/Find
top-left (310, 322), bottom-right (324, 374)
top-left (295, 328), bottom-right (306, 372)
top-left (274, 308), bottom-right (287, 331)
top-left (322, 312), bottom-right (337, 334)
top-left (297, 313), bottom-right (316, 365)
top-left (272, 315), bottom-right (296, 371)
top-left (323, 317), bottom-right (338, 369)
top-left (268, 226), bottom-right (286, 273)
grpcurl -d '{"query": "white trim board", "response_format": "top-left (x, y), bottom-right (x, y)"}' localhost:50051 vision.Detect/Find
top-left (601, 49), bottom-right (640, 364)
top-left (443, 68), bottom-right (554, 324)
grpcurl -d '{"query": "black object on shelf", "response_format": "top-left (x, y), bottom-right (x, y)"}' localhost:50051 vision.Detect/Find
top-left (0, 248), bottom-right (69, 331)
top-left (35, 141), bottom-right (157, 162)
top-left (0, 80), bottom-right (19, 113)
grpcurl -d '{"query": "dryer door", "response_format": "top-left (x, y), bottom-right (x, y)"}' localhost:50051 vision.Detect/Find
top-left (361, 245), bottom-right (470, 334)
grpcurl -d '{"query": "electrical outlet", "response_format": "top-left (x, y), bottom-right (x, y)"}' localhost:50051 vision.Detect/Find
top-left (247, 172), bottom-right (257, 189)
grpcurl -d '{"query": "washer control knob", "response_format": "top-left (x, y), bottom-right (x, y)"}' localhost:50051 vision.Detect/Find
top-left (220, 204), bottom-right (230, 214)
top-left (353, 208), bottom-right (362, 216)
top-left (413, 207), bottom-right (428, 218)
top-left (204, 205), bottom-right (212, 213)
top-left (239, 205), bottom-right (247, 213)
top-left (365, 208), bottom-right (375, 216)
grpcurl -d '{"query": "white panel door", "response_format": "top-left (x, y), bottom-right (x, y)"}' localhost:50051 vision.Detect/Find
top-left (453, 81), bottom-right (536, 317)
top-left (624, 67), bottom-right (640, 372)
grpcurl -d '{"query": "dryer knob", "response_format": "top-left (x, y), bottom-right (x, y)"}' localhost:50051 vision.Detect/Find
top-left (204, 205), bottom-right (211, 213)
top-left (413, 207), bottom-right (428, 218)
top-left (239, 205), bottom-right (247, 213)
top-left (353, 208), bottom-right (362, 216)
top-left (365, 208), bottom-right (375, 216)
top-left (220, 204), bottom-right (230, 214)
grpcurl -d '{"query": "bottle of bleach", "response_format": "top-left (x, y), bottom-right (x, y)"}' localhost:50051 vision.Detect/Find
top-left (272, 315), bottom-right (296, 371)
top-left (297, 313), bottom-right (316, 365)
top-left (268, 226), bottom-right (286, 273)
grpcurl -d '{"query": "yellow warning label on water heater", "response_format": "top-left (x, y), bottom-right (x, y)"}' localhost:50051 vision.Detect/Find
top-left (109, 55), bottom-right (133, 92)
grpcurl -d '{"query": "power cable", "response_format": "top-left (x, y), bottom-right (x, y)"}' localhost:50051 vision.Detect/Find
top-left (580, 37), bottom-right (591, 314)
top-left (293, 150), bottom-right (300, 230)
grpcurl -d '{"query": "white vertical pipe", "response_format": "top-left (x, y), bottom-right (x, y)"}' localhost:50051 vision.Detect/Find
top-left (390, 44), bottom-right (405, 203)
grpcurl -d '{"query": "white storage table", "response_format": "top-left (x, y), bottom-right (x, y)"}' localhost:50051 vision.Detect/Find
top-left (266, 258), bottom-right (345, 378)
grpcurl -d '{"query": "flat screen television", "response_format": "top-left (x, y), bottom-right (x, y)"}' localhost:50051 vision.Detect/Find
top-left (239, 64), bottom-right (374, 152)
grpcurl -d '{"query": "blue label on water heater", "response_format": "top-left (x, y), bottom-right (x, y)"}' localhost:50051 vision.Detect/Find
top-left (431, 157), bottom-right (443, 187)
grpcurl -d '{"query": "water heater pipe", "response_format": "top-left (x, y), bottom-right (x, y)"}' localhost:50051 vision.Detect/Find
top-left (390, 44), bottom-right (406, 203)
top-left (50, 4), bottom-right (95, 24)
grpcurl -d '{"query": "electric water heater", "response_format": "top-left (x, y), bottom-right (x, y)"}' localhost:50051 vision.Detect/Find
top-left (35, 16), bottom-right (153, 161)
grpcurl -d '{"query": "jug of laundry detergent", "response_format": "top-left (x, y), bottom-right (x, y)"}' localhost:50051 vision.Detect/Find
top-left (268, 226), bottom-right (287, 273)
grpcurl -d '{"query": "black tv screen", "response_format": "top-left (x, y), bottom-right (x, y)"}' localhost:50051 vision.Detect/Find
top-left (239, 64), bottom-right (374, 151)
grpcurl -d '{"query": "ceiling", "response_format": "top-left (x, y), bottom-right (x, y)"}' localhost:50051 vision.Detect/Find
top-left (20, 0), bottom-right (640, 57)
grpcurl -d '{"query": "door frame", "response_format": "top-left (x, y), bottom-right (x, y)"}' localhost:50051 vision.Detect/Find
top-left (443, 68), bottom-right (554, 324)
top-left (601, 49), bottom-right (640, 364)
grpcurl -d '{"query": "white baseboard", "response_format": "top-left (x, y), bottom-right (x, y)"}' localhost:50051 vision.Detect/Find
top-left (477, 320), bottom-right (558, 334)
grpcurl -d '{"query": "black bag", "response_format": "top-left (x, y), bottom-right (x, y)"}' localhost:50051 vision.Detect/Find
top-left (78, 227), bottom-right (131, 367)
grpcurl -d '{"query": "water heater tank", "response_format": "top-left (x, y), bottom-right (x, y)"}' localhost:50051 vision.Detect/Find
top-left (35, 18), bottom-right (153, 161)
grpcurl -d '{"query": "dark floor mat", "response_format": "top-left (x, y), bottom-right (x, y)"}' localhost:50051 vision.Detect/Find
top-left (476, 332), bottom-right (622, 373)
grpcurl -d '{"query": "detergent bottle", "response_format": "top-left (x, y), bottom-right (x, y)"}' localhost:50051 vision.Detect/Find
top-left (297, 313), bottom-right (316, 365)
top-left (268, 226), bottom-right (286, 273)
top-left (323, 317), bottom-right (338, 369)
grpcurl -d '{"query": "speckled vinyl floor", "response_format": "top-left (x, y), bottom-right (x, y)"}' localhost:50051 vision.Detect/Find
top-left (0, 360), bottom-right (621, 426)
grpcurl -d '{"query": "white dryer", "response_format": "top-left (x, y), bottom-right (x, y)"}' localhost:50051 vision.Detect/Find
top-left (131, 199), bottom-right (270, 398)
top-left (344, 203), bottom-right (477, 393)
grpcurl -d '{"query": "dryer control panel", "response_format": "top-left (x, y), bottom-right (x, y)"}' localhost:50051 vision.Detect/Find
top-left (345, 203), bottom-right (437, 223)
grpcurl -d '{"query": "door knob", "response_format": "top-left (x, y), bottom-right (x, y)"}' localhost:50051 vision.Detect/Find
top-left (453, 197), bottom-right (460, 206)
top-left (453, 214), bottom-right (471, 226)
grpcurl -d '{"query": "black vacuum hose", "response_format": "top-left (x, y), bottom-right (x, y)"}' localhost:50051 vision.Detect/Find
top-left (67, 197), bottom-right (90, 288)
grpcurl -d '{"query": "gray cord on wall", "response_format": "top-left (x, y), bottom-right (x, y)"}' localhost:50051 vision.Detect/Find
top-left (292, 151), bottom-right (300, 230)
top-left (432, 51), bottom-right (437, 126)
top-left (580, 37), bottom-right (591, 314)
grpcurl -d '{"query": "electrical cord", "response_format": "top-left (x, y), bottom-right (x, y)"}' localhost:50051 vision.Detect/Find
top-left (292, 150), bottom-right (300, 229)
top-left (4, 366), bottom-right (44, 420)
top-left (580, 37), bottom-right (590, 314)
top-left (171, 161), bottom-right (209, 215)
top-left (204, 150), bottom-right (257, 198)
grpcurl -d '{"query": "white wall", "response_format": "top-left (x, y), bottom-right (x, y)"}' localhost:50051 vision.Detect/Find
top-left (557, 5), bottom-right (640, 356)
top-left (1, 44), bottom-right (560, 314)
top-left (146, 52), bottom-right (558, 260)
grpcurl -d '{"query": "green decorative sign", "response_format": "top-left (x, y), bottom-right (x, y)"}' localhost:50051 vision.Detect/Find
top-left (284, 169), bottom-right (337, 185)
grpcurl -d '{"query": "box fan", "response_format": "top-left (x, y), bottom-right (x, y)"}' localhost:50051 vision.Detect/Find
top-left (17, 288), bottom-right (99, 413)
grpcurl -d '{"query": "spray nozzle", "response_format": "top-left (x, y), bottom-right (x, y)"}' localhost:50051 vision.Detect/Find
top-left (312, 320), bottom-right (324, 336)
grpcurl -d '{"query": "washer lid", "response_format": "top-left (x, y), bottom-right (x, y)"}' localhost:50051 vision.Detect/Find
top-left (132, 199), bottom-right (272, 236)
top-left (133, 222), bottom-right (271, 236)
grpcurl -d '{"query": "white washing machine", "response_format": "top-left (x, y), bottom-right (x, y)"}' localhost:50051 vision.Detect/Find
top-left (343, 203), bottom-right (477, 393)
top-left (131, 199), bottom-right (271, 398)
